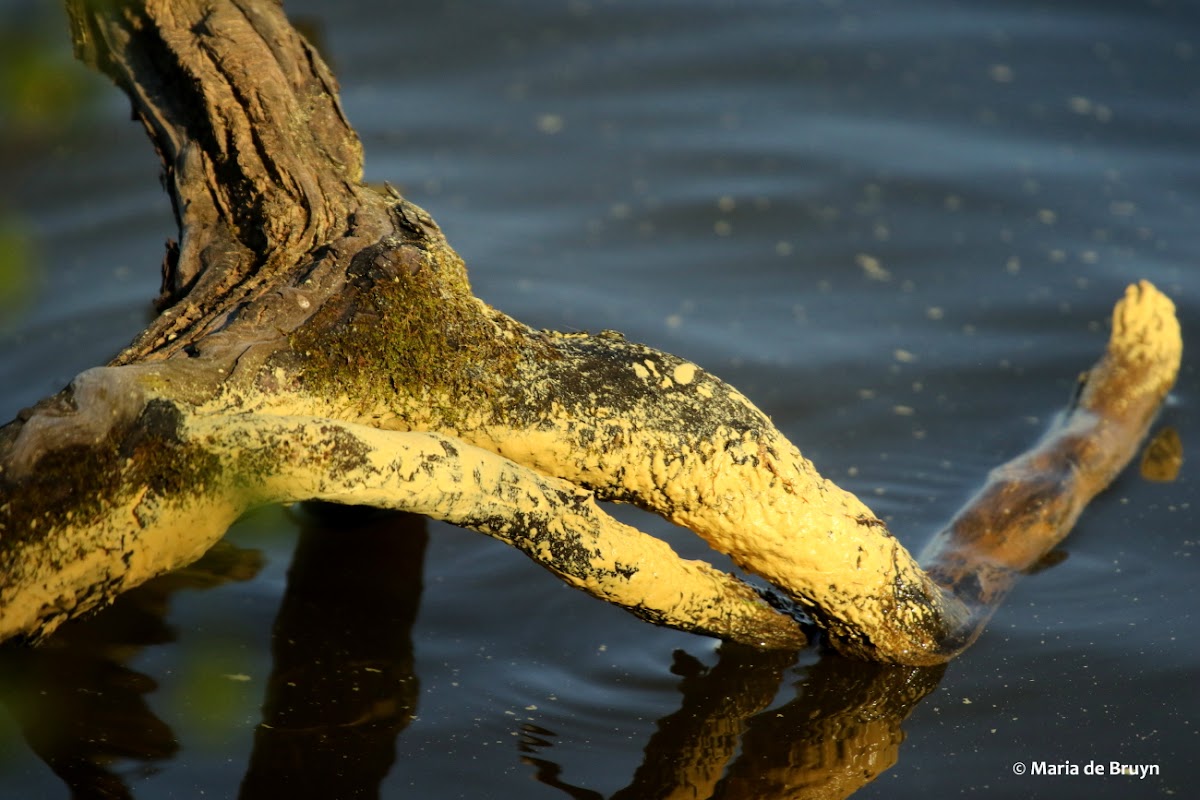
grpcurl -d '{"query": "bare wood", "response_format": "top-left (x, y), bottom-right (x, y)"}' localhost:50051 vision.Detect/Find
top-left (69, 0), bottom-right (365, 354)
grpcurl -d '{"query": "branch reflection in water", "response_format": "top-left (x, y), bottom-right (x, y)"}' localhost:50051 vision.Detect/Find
top-left (0, 508), bottom-right (945, 799)
top-left (0, 539), bottom-right (266, 798)
top-left (523, 645), bottom-right (942, 800)
top-left (239, 505), bottom-right (428, 798)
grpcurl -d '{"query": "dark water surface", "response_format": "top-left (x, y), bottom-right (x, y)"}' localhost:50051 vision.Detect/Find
top-left (1, 1), bottom-right (1197, 798)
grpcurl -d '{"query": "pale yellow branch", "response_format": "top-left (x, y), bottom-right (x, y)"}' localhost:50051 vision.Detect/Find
top-left (0, 283), bottom-right (1177, 661)
top-left (0, 404), bottom-right (807, 647)
top-left (406, 281), bottom-right (1181, 663)
top-left (188, 414), bottom-right (807, 649)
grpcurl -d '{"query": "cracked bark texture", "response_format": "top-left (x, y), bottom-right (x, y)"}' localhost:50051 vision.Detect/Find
top-left (0, 0), bottom-right (1182, 665)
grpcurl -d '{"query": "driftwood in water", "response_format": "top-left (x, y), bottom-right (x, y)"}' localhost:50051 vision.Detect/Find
top-left (0, 0), bottom-right (1182, 665)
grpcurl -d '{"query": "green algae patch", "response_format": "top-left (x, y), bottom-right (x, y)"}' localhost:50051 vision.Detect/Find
top-left (288, 238), bottom-right (520, 427)
top-left (0, 399), bottom-right (222, 551)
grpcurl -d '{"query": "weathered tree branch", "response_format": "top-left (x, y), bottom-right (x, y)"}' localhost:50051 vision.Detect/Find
top-left (0, 0), bottom-right (1181, 665)
top-left (917, 281), bottom-right (1182, 653)
top-left (69, 0), bottom-right (364, 349)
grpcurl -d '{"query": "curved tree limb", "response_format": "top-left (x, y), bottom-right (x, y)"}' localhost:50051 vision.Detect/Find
top-left (917, 281), bottom-right (1183, 653)
top-left (0, 0), bottom-right (1182, 664)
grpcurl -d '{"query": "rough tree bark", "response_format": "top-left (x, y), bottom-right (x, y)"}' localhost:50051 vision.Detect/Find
top-left (0, 0), bottom-right (1182, 665)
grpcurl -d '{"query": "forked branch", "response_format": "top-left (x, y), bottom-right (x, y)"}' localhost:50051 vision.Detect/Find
top-left (0, 0), bottom-right (1181, 665)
